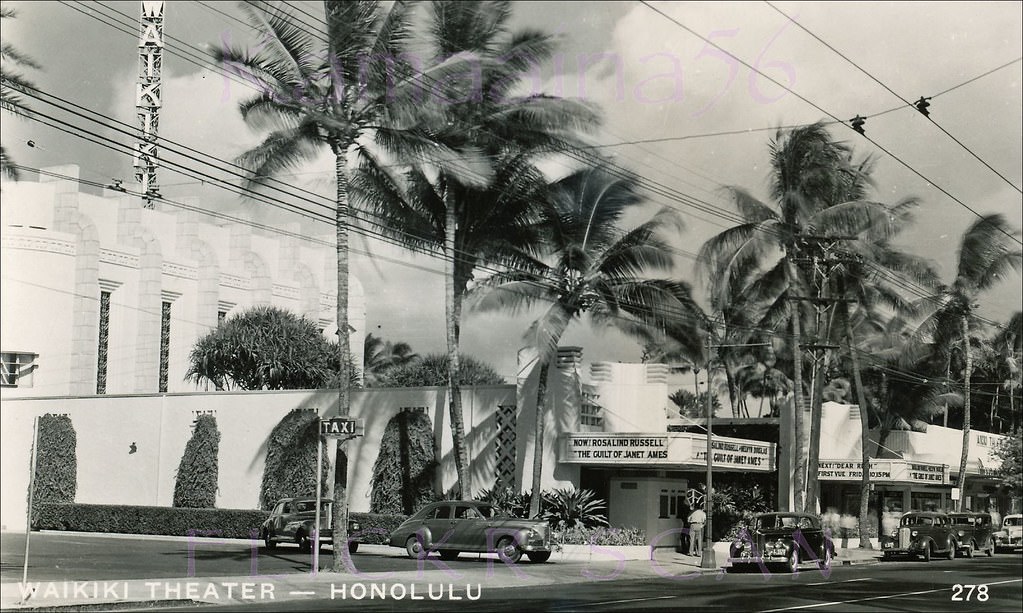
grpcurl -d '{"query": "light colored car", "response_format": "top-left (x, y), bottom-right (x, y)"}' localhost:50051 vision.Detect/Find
top-left (993, 514), bottom-right (1022, 553)
top-left (261, 497), bottom-right (360, 554)
top-left (388, 500), bottom-right (552, 563)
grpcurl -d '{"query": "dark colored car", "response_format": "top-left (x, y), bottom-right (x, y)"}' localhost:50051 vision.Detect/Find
top-left (993, 514), bottom-right (1022, 553)
top-left (727, 512), bottom-right (834, 573)
top-left (880, 512), bottom-right (957, 561)
top-left (388, 500), bottom-right (552, 564)
top-left (261, 497), bottom-right (360, 554)
top-left (948, 512), bottom-right (995, 558)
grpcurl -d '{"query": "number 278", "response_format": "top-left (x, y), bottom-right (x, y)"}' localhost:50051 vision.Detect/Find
top-left (952, 584), bottom-right (989, 602)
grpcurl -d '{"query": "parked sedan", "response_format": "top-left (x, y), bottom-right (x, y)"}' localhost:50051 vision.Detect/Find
top-left (993, 514), bottom-right (1022, 553)
top-left (388, 500), bottom-right (552, 563)
top-left (880, 511), bottom-right (957, 561)
top-left (948, 512), bottom-right (995, 557)
top-left (727, 512), bottom-right (834, 573)
top-left (261, 497), bottom-right (360, 554)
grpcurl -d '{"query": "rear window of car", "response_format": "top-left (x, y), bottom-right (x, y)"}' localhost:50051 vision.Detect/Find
top-left (433, 506), bottom-right (452, 519)
top-left (902, 516), bottom-right (933, 526)
top-left (951, 517), bottom-right (973, 525)
top-left (1005, 517), bottom-right (1021, 526)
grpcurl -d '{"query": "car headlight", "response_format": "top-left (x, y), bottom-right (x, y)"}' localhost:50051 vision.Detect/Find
top-left (912, 530), bottom-right (918, 537)
top-left (350, 522), bottom-right (360, 531)
top-left (890, 531), bottom-right (897, 538)
top-left (957, 530), bottom-right (964, 537)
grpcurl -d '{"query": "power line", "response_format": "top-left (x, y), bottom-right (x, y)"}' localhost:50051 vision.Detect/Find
top-left (765, 1), bottom-right (1022, 194)
top-left (637, 1), bottom-right (1023, 247)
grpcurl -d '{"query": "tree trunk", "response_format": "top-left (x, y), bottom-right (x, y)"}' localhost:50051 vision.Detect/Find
top-left (846, 305), bottom-right (873, 549)
top-left (330, 143), bottom-right (351, 573)
top-left (957, 315), bottom-right (972, 511)
top-left (443, 186), bottom-right (470, 498)
top-left (805, 350), bottom-right (829, 514)
top-left (528, 358), bottom-right (551, 518)
top-left (789, 271), bottom-right (806, 513)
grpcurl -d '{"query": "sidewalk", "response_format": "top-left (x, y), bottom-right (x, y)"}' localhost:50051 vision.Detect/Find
top-left (0, 542), bottom-right (881, 610)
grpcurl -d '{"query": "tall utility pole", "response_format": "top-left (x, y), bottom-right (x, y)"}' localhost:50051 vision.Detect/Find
top-left (135, 1), bottom-right (164, 207)
top-left (792, 235), bottom-right (854, 514)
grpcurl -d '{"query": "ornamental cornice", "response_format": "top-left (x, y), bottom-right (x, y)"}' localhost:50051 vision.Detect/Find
top-left (163, 261), bottom-right (197, 280)
top-left (100, 248), bottom-right (140, 269)
top-left (2, 234), bottom-right (76, 256)
top-left (272, 284), bottom-right (299, 300)
top-left (221, 273), bottom-right (250, 290)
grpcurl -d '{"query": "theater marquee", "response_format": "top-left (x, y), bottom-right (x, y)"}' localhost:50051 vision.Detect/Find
top-left (559, 432), bottom-right (775, 471)
top-left (818, 459), bottom-right (949, 485)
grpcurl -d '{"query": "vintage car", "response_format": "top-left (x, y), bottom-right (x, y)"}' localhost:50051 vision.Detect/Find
top-left (948, 512), bottom-right (995, 557)
top-left (261, 497), bottom-right (360, 554)
top-left (727, 512), bottom-right (834, 573)
top-left (880, 511), bottom-right (957, 561)
top-left (388, 500), bottom-right (552, 563)
top-left (993, 514), bottom-right (1022, 553)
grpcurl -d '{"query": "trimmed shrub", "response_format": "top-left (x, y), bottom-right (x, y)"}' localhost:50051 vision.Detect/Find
top-left (557, 525), bottom-right (647, 546)
top-left (541, 488), bottom-right (609, 528)
top-left (34, 503), bottom-right (266, 539)
top-left (173, 414), bottom-right (220, 508)
top-left (370, 411), bottom-right (436, 515)
top-left (260, 409), bottom-right (330, 511)
top-left (31, 414), bottom-right (77, 522)
top-left (33, 502), bottom-right (406, 545)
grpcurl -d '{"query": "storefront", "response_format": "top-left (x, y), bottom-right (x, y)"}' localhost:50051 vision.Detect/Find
top-left (559, 432), bottom-right (776, 542)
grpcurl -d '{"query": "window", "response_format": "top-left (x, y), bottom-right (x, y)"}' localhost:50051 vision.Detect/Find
top-left (97, 290), bottom-right (111, 394)
top-left (1, 352), bottom-right (37, 387)
top-left (581, 400), bottom-right (603, 427)
top-left (159, 300), bottom-right (171, 392)
top-left (433, 506), bottom-right (452, 520)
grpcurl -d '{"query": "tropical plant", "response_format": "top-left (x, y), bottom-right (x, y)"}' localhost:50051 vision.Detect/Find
top-left (354, 0), bottom-right (600, 499)
top-left (475, 486), bottom-right (532, 518)
top-left (214, 0), bottom-right (473, 570)
top-left (473, 165), bottom-right (705, 516)
top-left (185, 305), bottom-right (343, 391)
top-left (370, 410), bottom-right (436, 515)
top-left (541, 488), bottom-right (609, 529)
top-left (0, 6), bottom-right (40, 180)
top-left (259, 409), bottom-right (330, 512)
top-left (31, 414), bottom-right (77, 523)
top-left (910, 214), bottom-right (1022, 510)
top-left (173, 414), bottom-right (220, 508)
top-left (375, 353), bottom-right (505, 387)
top-left (669, 388), bottom-right (722, 419)
top-left (991, 427), bottom-right (1021, 491)
top-left (363, 333), bottom-right (418, 387)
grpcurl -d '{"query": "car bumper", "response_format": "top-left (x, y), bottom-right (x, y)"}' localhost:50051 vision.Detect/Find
top-left (880, 542), bottom-right (926, 556)
top-left (729, 553), bottom-right (790, 565)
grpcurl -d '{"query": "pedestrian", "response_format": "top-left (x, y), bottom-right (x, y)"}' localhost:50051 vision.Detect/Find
top-left (687, 506), bottom-right (707, 557)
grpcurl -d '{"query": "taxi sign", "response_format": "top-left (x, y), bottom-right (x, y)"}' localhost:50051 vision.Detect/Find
top-left (320, 417), bottom-right (362, 437)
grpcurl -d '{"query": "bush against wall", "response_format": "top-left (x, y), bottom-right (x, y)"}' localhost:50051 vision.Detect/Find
top-left (173, 414), bottom-right (221, 508)
top-left (31, 414), bottom-right (77, 521)
top-left (370, 410), bottom-right (436, 515)
top-left (260, 409), bottom-right (330, 510)
top-left (33, 502), bottom-right (407, 544)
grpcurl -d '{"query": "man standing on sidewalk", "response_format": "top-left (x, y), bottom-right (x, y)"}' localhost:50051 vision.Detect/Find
top-left (687, 506), bottom-right (706, 557)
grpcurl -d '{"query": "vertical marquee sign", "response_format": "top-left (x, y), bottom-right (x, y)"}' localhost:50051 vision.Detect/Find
top-left (135, 1), bottom-right (164, 208)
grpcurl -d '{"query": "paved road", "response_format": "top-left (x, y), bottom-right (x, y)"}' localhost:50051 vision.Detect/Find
top-left (0, 532), bottom-right (462, 580)
top-left (210, 556), bottom-right (1023, 612)
top-left (2, 532), bottom-right (1020, 612)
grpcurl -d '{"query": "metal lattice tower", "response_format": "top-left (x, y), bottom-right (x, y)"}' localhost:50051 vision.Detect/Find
top-left (134, 1), bottom-right (164, 208)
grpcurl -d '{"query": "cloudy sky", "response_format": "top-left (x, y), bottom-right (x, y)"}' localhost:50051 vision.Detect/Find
top-left (3, 1), bottom-right (1021, 382)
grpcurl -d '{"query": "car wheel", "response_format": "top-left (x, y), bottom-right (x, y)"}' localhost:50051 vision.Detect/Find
top-left (785, 548), bottom-right (799, 573)
top-left (263, 530), bottom-right (276, 550)
top-left (986, 541), bottom-right (994, 557)
top-left (406, 536), bottom-right (426, 560)
top-left (965, 543), bottom-right (974, 558)
top-left (945, 541), bottom-right (955, 560)
top-left (497, 536), bottom-right (523, 564)
top-left (881, 552), bottom-right (891, 562)
top-left (298, 532), bottom-right (311, 554)
top-left (820, 545), bottom-right (832, 572)
top-left (348, 542), bottom-right (359, 555)
top-left (438, 550), bottom-right (460, 561)
top-left (922, 544), bottom-right (931, 562)
top-left (528, 551), bottom-right (552, 563)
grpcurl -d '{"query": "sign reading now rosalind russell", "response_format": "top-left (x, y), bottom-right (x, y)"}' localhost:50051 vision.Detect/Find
top-left (559, 433), bottom-right (775, 471)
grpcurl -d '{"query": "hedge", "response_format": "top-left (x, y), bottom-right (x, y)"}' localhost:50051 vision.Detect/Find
top-left (260, 409), bottom-right (329, 511)
top-left (173, 414), bottom-right (220, 508)
top-left (32, 503), bottom-right (407, 544)
top-left (370, 410), bottom-right (436, 515)
top-left (31, 414), bottom-right (77, 523)
top-left (557, 525), bottom-right (647, 546)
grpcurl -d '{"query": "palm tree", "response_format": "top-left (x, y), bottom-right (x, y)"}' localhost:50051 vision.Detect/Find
top-left (473, 165), bottom-right (705, 517)
top-left (912, 214), bottom-right (1022, 509)
top-left (354, 0), bottom-right (599, 497)
top-left (699, 122), bottom-right (875, 512)
top-left (363, 333), bottom-right (417, 387)
top-left (213, 0), bottom-right (470, 572)
top-left (1, 6), bottom-right (41, 180)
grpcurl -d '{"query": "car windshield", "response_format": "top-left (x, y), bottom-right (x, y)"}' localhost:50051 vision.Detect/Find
top-left (755, 515), bottom-right (800, 530)
top-left (951, 517), bottom-right (974, 525)
top-left (293, 500), bottom-right (330, 514)
top-left (1005, 517), bottom-right (1021, 527)
top-left (901, 516), bottom-right (934, 527)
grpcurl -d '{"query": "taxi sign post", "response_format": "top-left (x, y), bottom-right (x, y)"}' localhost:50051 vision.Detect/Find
top-left (313, 417), bottom-right (363, 573)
